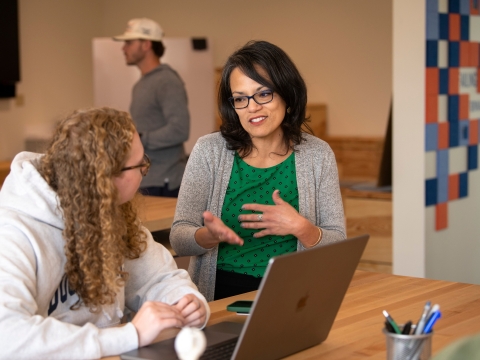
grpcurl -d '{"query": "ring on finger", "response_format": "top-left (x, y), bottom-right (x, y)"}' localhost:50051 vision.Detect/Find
top-left (257, 214), bottom-right (263, 222)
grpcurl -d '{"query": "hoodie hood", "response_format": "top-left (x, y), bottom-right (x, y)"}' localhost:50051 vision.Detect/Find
top-left (0, 152), bottom-right (64, 230)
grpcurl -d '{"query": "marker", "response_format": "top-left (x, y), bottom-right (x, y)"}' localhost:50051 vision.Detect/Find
top-left (383, 310), bottom-right (401, 334)
top-left (384, 320), bottom-right (395, 333)
top-left (414, 301), bottom-right (431, 335)
top-left (423, 310), bottom-right (441, 334)
top-left (402, 320), bottom-right (412, 335)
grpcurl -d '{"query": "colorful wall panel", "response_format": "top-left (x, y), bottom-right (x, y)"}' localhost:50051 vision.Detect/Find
top-left (425, 0), bottom-right (480, 230)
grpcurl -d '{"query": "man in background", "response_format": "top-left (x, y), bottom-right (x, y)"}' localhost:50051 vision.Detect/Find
top-left (114, 18), bottom-right (190, 197)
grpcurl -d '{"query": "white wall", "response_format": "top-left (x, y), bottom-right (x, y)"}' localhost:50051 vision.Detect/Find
top-left (392, 0), bottom-right (426, 277)
top-left (0, 0), bottom-right (392, 161)
top-left (102, 0), bottom-right (392, 139)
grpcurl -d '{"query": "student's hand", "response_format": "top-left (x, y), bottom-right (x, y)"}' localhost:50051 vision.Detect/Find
top-left (174, 294), bottom-right (208, 328)
top-left (194, 211), bottom-right (243, 248)
top-left (132, 301), bottom-right (185, 347)
top-left (239, 190), bottom-right (312, 240)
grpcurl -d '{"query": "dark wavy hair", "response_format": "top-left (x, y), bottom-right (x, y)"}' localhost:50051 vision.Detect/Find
top-left (37, 107), bottom-right (147, 311)
top-left (218, 40), bottom-right (311, 156)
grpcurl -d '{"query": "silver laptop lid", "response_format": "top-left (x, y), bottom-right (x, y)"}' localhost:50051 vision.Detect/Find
top-left (232, 234), bottom-right (369, 360)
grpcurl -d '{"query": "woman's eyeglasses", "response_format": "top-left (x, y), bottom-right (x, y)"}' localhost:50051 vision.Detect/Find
top-left (228, 90), bottom-right (274, 109)
top-left (121, 153), bottom-right (151, 177)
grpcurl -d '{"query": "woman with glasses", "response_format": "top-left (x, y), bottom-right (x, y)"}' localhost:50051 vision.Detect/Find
top-left (170, 41), bottom-right (346, 301)
top-left (0, 107), bottom-right (208, 359)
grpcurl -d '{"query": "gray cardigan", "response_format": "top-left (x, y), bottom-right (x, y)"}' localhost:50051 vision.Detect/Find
top-left (170, 132), bottom-right (346, 301)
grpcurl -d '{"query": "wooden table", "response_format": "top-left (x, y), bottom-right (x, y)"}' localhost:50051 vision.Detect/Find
top-left (136, 195), bottom-right (177, 232)
top-left (107, 270), bottom-right (480, 359)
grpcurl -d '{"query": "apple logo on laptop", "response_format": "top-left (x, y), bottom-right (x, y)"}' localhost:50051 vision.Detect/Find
top-left (296, 293), bottom-right (309, 311)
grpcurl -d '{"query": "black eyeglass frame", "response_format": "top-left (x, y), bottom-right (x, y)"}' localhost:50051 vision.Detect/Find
top-left (120, 153), bottom-right (151, 177)
top-left (228, 90), bottom-right (274, 109)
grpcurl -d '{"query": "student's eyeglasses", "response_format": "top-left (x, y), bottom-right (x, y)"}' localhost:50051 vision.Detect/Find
top-left (121, 153), bottom-right (151, 177)
top-left (228, 90), bottom-right (274, 109)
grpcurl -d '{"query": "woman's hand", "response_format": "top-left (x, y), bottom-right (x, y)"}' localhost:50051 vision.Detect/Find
top-left (194, 211), bottom-right (244, 248)
top-left (174, 294), bottom-right (208, 328)
top-left (132, 301), bottom-right (186, 347)
top-left (239, 190), bottom-right (320, 247)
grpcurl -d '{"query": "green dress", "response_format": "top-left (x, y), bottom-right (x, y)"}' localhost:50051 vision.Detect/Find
top-left (217, 152), bottom-right (299, 278)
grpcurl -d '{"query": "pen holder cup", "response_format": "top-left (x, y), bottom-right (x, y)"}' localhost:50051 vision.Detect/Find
top-left (383, 327), bottom-right (433, 360)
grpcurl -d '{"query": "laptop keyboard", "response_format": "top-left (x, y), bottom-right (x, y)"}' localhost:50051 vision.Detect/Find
top-left (200, 337), bottom-right (238, 360)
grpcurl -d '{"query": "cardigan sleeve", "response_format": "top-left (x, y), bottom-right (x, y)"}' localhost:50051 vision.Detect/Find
top-left (170, 137), bottom-right (217, 256)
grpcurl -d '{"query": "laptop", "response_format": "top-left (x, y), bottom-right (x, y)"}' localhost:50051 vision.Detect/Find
top-left (121, 234), bottom-right (369, 360)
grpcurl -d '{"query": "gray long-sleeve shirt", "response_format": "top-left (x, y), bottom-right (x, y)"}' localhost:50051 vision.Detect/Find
top-left (130, 64), bottom-right (190, 189)
top-left (170, 132), bottom-right (346, 300)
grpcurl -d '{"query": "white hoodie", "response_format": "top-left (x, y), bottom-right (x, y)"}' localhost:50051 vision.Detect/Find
top-left (0, 152), bottom-right (209, 359)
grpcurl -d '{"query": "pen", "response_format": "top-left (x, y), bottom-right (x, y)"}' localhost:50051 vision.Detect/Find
top-left (383, 310), bottom-right (401, 334)
top-left (423, 310), bottom-right (441, 334)
top-left (414, 301), bottom-right (431, 334)
top-left (427, 304), bottom-right (440, 318)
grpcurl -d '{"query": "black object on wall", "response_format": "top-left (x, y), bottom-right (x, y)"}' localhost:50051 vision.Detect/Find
top-left (377, 100), bottom-right (392, 188)
top-left (0, 0), bottom-right (20, 98)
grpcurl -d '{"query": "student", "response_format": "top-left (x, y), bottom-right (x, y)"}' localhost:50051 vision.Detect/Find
top-left (0, 107), bottom-right (208, 359)
top-left (170, 40), bottom-right (346, 301)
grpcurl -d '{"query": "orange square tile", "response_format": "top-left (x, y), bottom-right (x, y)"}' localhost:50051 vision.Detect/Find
top-left (449, 68), bottom-right (459, 94)
top-left (460, 94), bottom-right (469, 119)
top-left (449, 14), bottom-right (461, 41)
top-left (470, 43), bottom-right (479, 67)
top-left (449, 174), bottom-right (459, 200)
top-left (438, 122), bottom-right (450, 149)
top-left (471, 0), bottom-right (480, 15)
top-left (426, 95), bottom-right (438, 123)
top-left (436, 203), bottom-right (448, 231)
top-left (426, 68), bottom-right (439, 95)
top-left (470, 119), bottom-right (479, 144)
top-left (460, 42), bottom-right (470, 67)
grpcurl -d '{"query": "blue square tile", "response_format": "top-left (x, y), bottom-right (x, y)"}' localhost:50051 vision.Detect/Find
top-left (459, 120), bottom-right (470, 146)
top-left (449, 0), bottom-right (460, 13)
top-left (448, 95), bottom-right (459, 122)
top-left (459, 172), bottom-right (468, 197)
top-left (427, 0), bottom-right (439, 13)
top-left (427, 41), bottom-right (439, 67)
top-left (461, 15), bottom-right (469, 40)
top-left (426, 178), bottom-right (438, 206)
top-left (439, 68), bottom-right (449, 94)
top-left (427, 12), bottom-right (440, 40)
top-left (437, 174), bottom-right (449, 203)
top-left (468, 145), bottom-right (478, 170)
top-left (450, 120), bottom-right (460, 147)
top-left (439, 14), bottom-right (449, 40)
top-left (449, 42), bottom-right (460, 67)
top-left (426, 123), bottom-right (439, 151)
top-left (460, 0), bottom-right (470, 14)
top-left (437, 149), bottom-right (449, 176)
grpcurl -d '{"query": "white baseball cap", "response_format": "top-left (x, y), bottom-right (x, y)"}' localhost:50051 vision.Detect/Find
top-left (113, 18), bottom-right (164, 41)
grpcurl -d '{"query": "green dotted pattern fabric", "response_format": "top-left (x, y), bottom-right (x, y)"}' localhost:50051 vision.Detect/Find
top-left (217, 152), bottom-right (298, 277)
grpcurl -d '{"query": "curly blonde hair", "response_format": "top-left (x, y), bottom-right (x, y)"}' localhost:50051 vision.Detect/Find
top-left (37, 107), bottom-right (147, 311)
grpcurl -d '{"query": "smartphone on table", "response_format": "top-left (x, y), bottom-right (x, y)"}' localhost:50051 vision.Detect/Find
top-left (226, 300), bottom-right (254, 314)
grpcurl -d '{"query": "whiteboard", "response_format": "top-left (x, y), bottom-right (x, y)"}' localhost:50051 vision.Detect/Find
top-left (92, 37), bottom-right (215, 154)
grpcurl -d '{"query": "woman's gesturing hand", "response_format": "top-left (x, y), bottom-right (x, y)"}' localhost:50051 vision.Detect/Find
top-left (194, 211), bottom-right (244, 249)
top-left (239, 190), bottom-right (318, 246)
